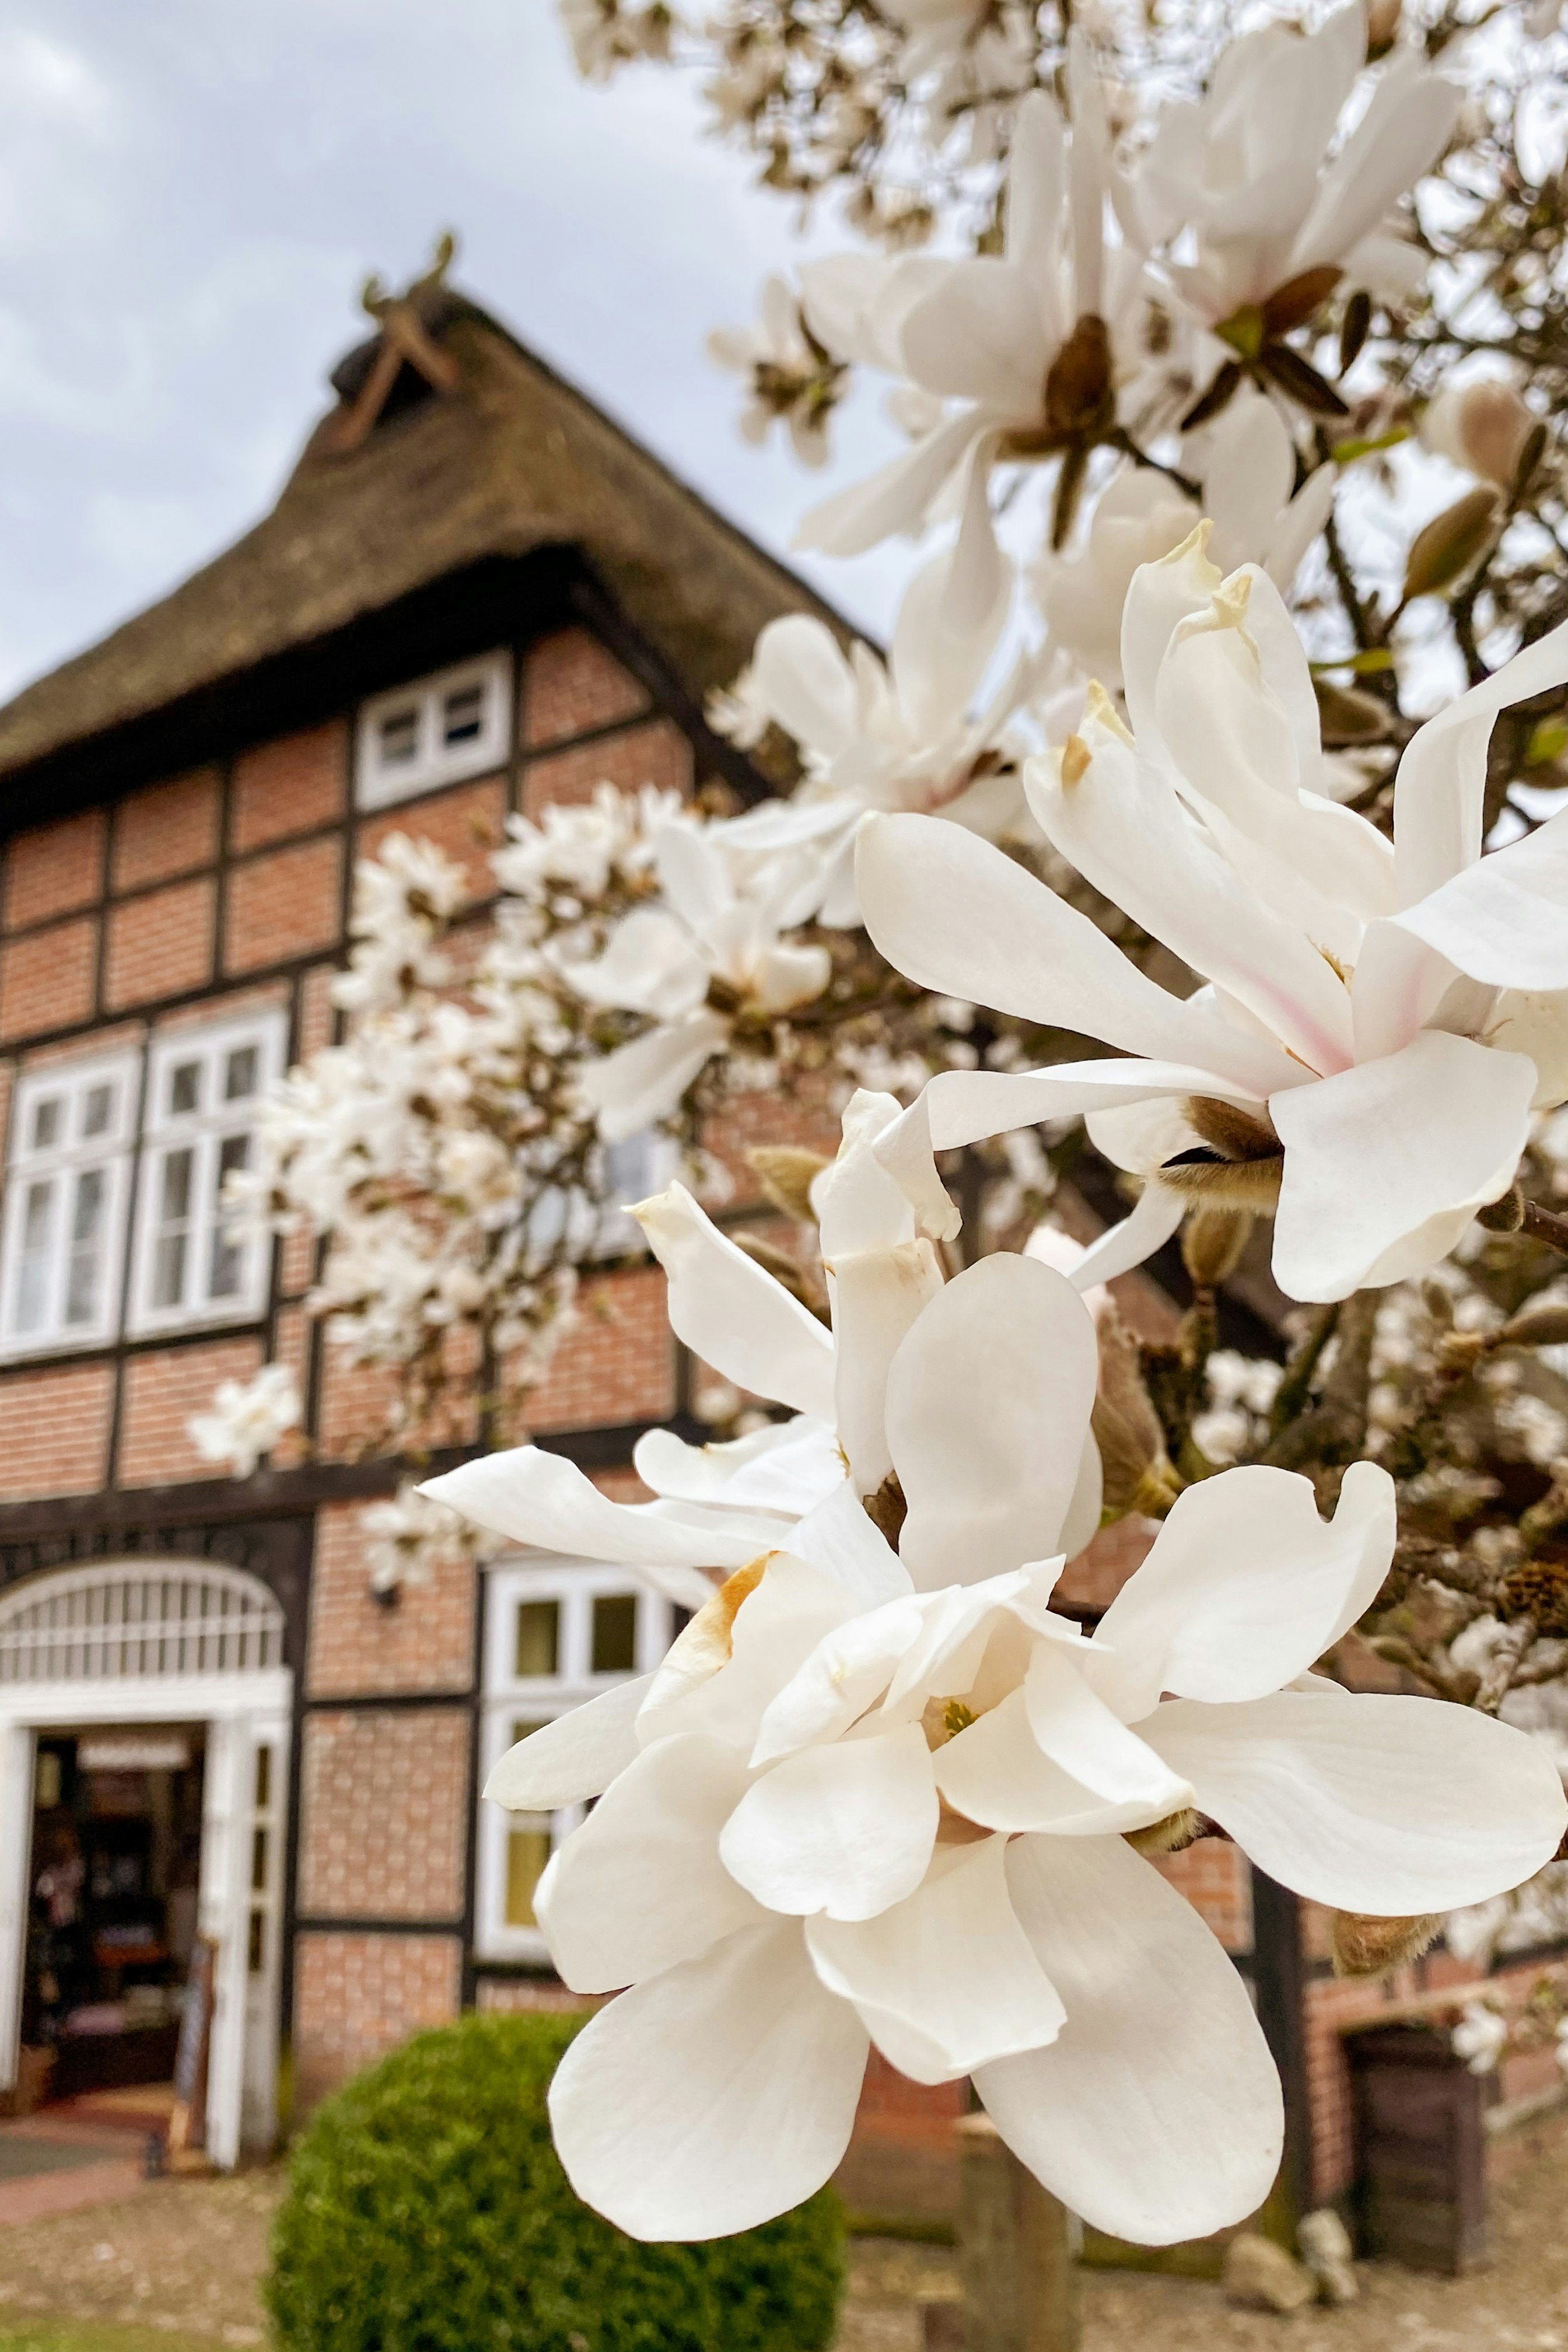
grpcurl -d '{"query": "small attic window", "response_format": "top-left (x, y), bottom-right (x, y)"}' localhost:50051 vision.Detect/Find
top-left (355, 651), bottom-right (512, 810)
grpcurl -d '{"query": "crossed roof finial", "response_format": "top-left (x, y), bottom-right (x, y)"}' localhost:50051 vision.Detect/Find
top-left (331, 231), bottom-right (461, 454)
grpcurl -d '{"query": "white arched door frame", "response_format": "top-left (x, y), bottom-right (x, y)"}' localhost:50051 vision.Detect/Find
top-left (0, 1560), bottom-right (292, 2166)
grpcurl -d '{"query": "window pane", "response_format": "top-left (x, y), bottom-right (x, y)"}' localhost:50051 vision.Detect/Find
top-left (250, 1825), bottom-right (269, 1895)
top-left (592, 1594), bottom-right (638, 1675)
top-left (378, 706), bottom-right (419, 764)
top-left (224, 1046), bottom-right (259, 1101)
top-left (14, 1180), bottom-right (55, 1332)
top-left (505, 1826), bottom-right (552, 1928)
top-left (254, 1744), bottom-right (272, 1811)
top-left (151, 1146), bottom-right (194, 1309)
top-left (30, 1098), bottom-right (61, 1152)
top-left (207, 1133), bottom-right (251, 1300)
top-left (80, 1083), bottom-right (113, 1139)
top-left (247, 1910), bottom-right (265, 1975)
top-left (514, 1600), bottom-right (559, 1678)
top-left (160, 1150), bottom-right (194, 1220)
top-left (442, 683), bottom-right (485, 745)
top-left (64, 1168), bottom-right (107, 1325)
top-left (169, 1061), bottom-right (201, 1116)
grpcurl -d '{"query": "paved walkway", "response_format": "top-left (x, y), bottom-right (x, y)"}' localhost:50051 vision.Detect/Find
top-left (0, 2091), bottom-right (173, 2229)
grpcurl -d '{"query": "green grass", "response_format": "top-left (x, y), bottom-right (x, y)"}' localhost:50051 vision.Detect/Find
top-left (0, 2317), bottom-right (230, 2352)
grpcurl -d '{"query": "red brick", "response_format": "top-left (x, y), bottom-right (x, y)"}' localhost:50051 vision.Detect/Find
top-left (293, 1931), bottom-right (461, 2112)
top-left (0, 1363), bottom-right (114, 1498)
top-left (230, 722), bottom-right (346, 853)
top-left (224, 836), bottom-right (342, 973)
top-left (111, 770), bottom-right (220, 893)
top-left (524, 1266), bottom-right (675, 1433)
top-left (306, 1499), bottom-right (477, 1699)
top-left (298, 1708), bottom-right (470, 1919)
top-left (521, 716), bottom-right (691, 820)
top-left (117, 1339), bottom-right (264, 1485)
top-left (103, 878), bottom-right (214, 1010)
top-left (0, 919), bottom-right (97, 1041)
top-left (356, 774), bottom-right (505, 900)
top-left (2, 810), bottom-right (105, 932)
top-left (523, 628), bottom-right (650, 747)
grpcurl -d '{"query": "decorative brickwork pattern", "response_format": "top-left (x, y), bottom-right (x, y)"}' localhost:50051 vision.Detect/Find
top-left (522, 716), bottom-right (691, 820)
top-left (306, 1500), bottom-right (477, 1699)
top-left (2, 810), bottom-right (106, 932)
top-left (524, 1266), bottom-right (675, 1432)
top-left (0, 1362), bottom-right (114, 1498)
top-left (298, 1707), bottom-right (470, 1920)
top-left (474, 1978), bottom-right (594, 2015)
top-left (292, 1931), bottom-right (461, 2113)
top-left (104, 878), bottom-right (216, 1010)
top-left (0, 919), bottom-right (97, 1041)
top-left (230, 723), bottom-right (346, 853)
top-left (224, 836), bottom-right (342, 974)
top-left (522, 628), bottom-right (650, 747)
top-left (117, 1338), bottom-right (264, 1486)
top-left (356, 775), bottom-right (505, 898)
top-left (110, 771), bottom-right (220, 894)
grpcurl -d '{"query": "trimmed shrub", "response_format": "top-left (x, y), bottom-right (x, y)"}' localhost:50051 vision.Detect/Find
top-left (266, 2009), bottom-right (846, 2352)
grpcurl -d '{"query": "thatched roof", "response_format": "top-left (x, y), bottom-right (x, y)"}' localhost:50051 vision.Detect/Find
top-left (0, 289), bottom-right (843, 786)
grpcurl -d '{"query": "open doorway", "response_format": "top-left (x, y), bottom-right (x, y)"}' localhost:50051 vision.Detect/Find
top-left (22, 1726), bottom-right (205, 2110)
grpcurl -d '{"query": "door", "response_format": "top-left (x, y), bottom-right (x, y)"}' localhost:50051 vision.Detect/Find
top-left (0, 1721), bottom-right (36, 2094)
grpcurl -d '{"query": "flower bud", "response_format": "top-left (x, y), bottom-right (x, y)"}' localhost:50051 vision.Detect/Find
top-left (1499, 1558), bottom-right (1568, 1639)
top-left (1091, 1303), bottom-right (1183, 1519)
top-left (1420, 377), bottom-right (1537, 492)
top-left (1331, 1912), bottom-right (1440, 1978)
top-left (1125, 1808), bottom-right (1202, 1857)
top-left (1366, 0), bottom-right (1402, 51)
top-left (747, 1144), bottom-right (831, 1223)
top-left (1502, 1300), bottom-right (1568, 1348)
top-left (1401, 487), bottom-right (1502, 603)
top-left (1182, 1208), bottom-right (1253, 1289)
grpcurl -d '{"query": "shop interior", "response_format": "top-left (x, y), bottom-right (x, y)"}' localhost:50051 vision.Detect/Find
top-left (20, 1726), bottom-right (205, 2103)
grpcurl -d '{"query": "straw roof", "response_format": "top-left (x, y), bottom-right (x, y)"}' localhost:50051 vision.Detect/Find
top-left (0, 289), bottom-right (844, 786)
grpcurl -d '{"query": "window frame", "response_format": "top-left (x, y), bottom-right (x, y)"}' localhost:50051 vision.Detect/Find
top-left (126, 1010), bottom-right (287, 1339)
top-left (354, 650), bottom-right (513, 811)
top-left (0, 1048), bottom-right (140, 1359)
top-left (474, 1555), bottom-right (684, 1965)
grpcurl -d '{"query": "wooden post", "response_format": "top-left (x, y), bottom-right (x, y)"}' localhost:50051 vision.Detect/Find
top-left (947, 2113), bottom-right (1081, 2352)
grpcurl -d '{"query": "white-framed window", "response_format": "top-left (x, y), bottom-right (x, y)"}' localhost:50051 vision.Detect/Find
top-left (128, 1012), bottom-right (286, 1335)
top-left (0, 1049), bottom-right (139, 1357)
top-left (527, 1128), bottom-right (680, 1266)
top-left (354, 652), bottom-right (512, 810)
top-left (475, 1556), bottom-right (687, 1964)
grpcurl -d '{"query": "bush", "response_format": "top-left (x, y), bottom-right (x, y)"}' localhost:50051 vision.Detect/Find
top-left (266, 2009), bottom-right (846, 2352)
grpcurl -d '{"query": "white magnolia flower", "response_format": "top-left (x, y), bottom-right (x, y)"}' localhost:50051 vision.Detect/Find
top-left (709, 548), bottom-right (1040, 925)
top-left (794, 61), bottom-right (1141, 579)
top-left (363, 1480), bottom-right (495, 1598)
top-left (1451, 1999), bottom-right (1507, 2075)
top-left (708, 275), bottom-right (844, 467)
top-left (187, 1363), bottom-right (301, 1480)
top-left (558, 817), bottom-right (832, 1140)
top-left (446, 1247), bottom-right (1562, 2246)
top-left (1036, 401), bottom-right (1335, 688)
top-left (1420, 372), bottom-right (1538, 495)
top-left (1126, 4), bottom-right (1460, 327)
top-left (856, 529), bottom-right (1568, 1301)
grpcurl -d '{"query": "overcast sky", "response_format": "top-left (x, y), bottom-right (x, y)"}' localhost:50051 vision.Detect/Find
top-left (0, 1), bottom-right (911, 705)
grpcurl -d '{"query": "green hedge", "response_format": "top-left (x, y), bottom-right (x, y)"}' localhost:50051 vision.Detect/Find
top-left (266, 2009), bottom-right (846, 2352)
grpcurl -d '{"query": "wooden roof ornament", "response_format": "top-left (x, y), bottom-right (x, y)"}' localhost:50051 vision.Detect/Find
top-left (0, 250), bottom-right (847, 802)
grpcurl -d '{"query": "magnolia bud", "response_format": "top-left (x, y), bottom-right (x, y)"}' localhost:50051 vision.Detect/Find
top-left (746, 1144), bottom-right (831, 1223)
top-left (1331, 1912), bottom-right (1440, 1978)
top-left (1420, 377), bottom-right (1536, 492)
top-left (1091, 1304), bottom-right (1183, 1519)
top-left (1125, 1808), bottom-right (1202, 1857)
top-left (1182, 1208), bottom-right (1253, 1288)
top-left (1502, 1300), bottom-right (1568, 1348)
top-left (1401, 486), bottom-right (1502, 603)
top-left (1366, 0), bottom-right (1402, 50)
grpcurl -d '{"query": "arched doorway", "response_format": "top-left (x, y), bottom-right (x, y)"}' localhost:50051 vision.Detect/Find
top-left (0, 1559), bottom-right (292, 2165)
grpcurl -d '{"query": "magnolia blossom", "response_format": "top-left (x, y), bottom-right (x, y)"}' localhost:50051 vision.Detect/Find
top-left (187, 1363), bottom-right (302, 1480)
top-left (1451, 1999), bottom-right (1507, 2074)
top-left (707, 275), bottom-right (845, 467)
top-left (857, 530), bottom-right (1568, 1301)
top-left (438, 1240), bottom-right (1563, 2244)
top-left (1125, 4), bottom-right (1460, 326)
top-left (557, 816), bottom-right (832, 1141)
top-left (1036, 400), bottom-right (1336, 688)
top-left (710, 550), bottom-right (1042, 925)
top-left (1420, 372), bottom-right (1539, 494)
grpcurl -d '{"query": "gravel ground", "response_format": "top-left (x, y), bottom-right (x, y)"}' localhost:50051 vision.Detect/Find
top-left (4, 2118), bottom-right (1568, 2351)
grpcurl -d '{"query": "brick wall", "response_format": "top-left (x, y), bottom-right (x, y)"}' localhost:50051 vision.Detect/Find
top-left (306, 1500), bottom-right (477, 1698)
top-left (0, 1362), bottom-right (114, 1498)
top-left (292, 1931), bottom-right (462, 2113)
top-left (297, 1707), bottom-right (470, 1920)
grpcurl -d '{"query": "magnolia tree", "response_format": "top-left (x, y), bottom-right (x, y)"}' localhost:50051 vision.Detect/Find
top-left (194, 0), bottom-right (1568, 2247)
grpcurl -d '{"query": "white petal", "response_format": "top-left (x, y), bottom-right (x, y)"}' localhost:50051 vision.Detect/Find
top-left (1090, 1459), bottom-right (1396, 1721)
top-left (720, 1723), bottom-right (938, 1920)
top-left (975, 1835), bottom-right (1283, 2245)
top-left (537, 1734), bottom-right (764, 1992)
top-left (749, 615), bottom-right (860, 755)
top-left (640, 1549), bottom-right (860, 1750)
top-left (899, 259), bottom-right (1049, 413)
top-left (1142, 1690), bottom-right (1568, 1912)
top-left (1395, 802), bottom-right (1568, 992)
top-left (752, 1589), bottom-right (929, 1765)
top-left (1289, 55), bottom-right (1460, 284)
top-left (581, 1009), bottom-right (732, 1143)
top-left (633, 1415), bottom-right (845, 1518)
top-left (484, 1675), bottom-right (652, 1811)
top-left (786, 1478), bottom-right (913, 1609)
top-left (561, 905), bottom-right (709, 1020)
top-left (1059, 1430), bottom-right (1105, 1560)
top-left (935, 1688), bottom-right (1160, 1835)
top-left (421, 1447), bottom-right (746, 1598)
top-left (807, 1835), bottom-right (1066, 2085)
top-left (796, 410), bottom-right (988, 556)
top-left (634, 1181), bottom-right (837, 1421)
top-left (886, 1253), bottom-right (1098, 1587)
top-left (1059, 1181), bottom-right (1186, 1287)
top-left (830, 1237), bottom-right (946, 1496)
top-left (549, 1920), bottom-right (869, 2239)
top-left (1270, 1032), bottom-right (1536, 1301)
top-left (1026, 1641), bottom-right (1194, 1813)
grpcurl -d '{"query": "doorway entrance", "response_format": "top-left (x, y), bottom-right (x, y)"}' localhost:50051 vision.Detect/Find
top-left (0, 1560), bottom-right (292, 2166)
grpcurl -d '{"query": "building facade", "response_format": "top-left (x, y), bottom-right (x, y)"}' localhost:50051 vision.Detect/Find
top-left (0, 276), bottom-right (1558, 2227)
